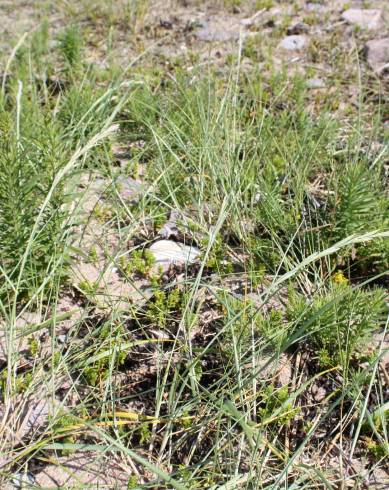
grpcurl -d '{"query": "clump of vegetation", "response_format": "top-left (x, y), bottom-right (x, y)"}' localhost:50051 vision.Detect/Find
top-left (83, 321), bottom-right (127, 386)
top-left (78, 279), bottom-right (98, 297)
top-left (58, 24), bottom-right (83, 70)
top-left (258, 384), bottom-right (300, 426)
top-left (333, 161), bottom-right (387, 239)
top-left (0, 116), bottom-right (66, 301)
top-left (287, 284), bottom-right (386, 368)
top-left (121, 248), bottom-right (158, 278)
top-left (201, 236), bottom-right (233, 273)
top-left (146, 287), bottom-right (182, 327)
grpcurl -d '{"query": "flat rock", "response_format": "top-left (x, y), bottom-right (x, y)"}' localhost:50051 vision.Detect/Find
top-left (149, 240), bottom-right (200, 271)
top-left (365, 38), bottom-right (389, 75)
top-left (0, 330), bottom-right (24, 362)
top-left (279, 35), bottom-right (307, 51)
top-left (76, 176), bottom-right (107, 215)
top-left (342, 8), bottom-right (382, 30)
top-left (34, 453), bottom-right (129, 489)
top-left (53, 295), bottom-right (83, 335)
top-left (8, 473), bottom-right (35, 489)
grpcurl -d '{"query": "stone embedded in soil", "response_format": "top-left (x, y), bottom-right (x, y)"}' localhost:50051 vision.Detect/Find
top-left (149, 240), bottom-right (200, 271)
top-left (54, 295), bottom-right (83, 335)
top-left (77, 177), bottom-right (107, 215)
top-left (365, 38), bottom-right (389, 75)
top-left (76, 172), bottom-right (144, 224)
top-left (279, 35), bottom-right (308, 51)
top-left (342, 8), bottom-right (382, 30)
top-left (306, 78), bottom-right (325, 89)
top-left (197, 26), bottom-right (237, 42)
top-left (0, 330), bottom-right (21, 362)
top-left (34, 453), bottom-right (129, 489)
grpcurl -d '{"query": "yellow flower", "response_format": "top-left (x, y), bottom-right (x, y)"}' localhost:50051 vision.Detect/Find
top-left (332, 270), bottom-right (348, 285)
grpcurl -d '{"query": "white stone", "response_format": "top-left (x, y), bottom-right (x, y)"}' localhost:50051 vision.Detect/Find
top-left (149, 240), bottom-right (200, 270)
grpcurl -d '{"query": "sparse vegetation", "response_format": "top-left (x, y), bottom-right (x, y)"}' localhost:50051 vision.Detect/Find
top-left (0, 0), bottom-right (388, 489)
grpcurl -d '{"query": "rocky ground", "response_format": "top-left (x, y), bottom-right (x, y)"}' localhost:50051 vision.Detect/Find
top-left (0, 0), bottom-right (388, 489)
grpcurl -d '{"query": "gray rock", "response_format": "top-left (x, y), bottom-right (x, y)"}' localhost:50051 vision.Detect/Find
top-left (368, 467), bottom-right (389, 488)
top-left (279, 35), bottom-right (308, 51)
top-left (149, 240), bottom-right (200, 271)
top-left (306, 77), bottom-right (325, 89)
top-left (365, 38), bottom-right (389, 75)
top-left (371, 330), bottom-right (389, 368)
top-left (342, 8), bottom-right (382, 30)
top-left (287, 22), bottom-right (309, 35)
